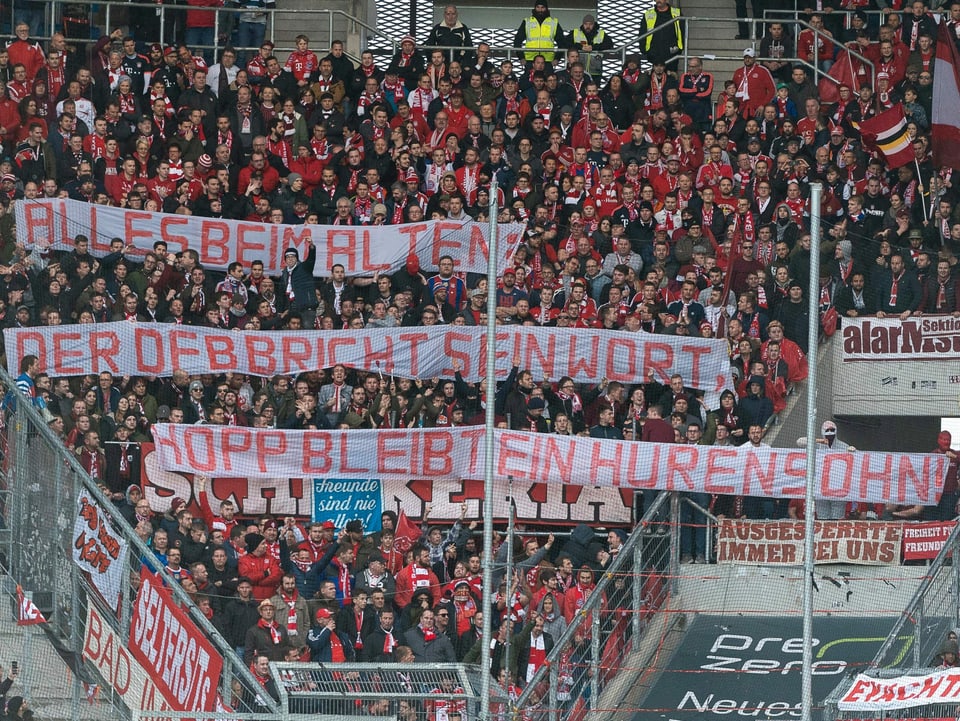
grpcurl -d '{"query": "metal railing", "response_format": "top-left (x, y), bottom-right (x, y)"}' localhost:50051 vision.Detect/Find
top-left (823, 521), bottom-right (960, 719)
top-left (678, 16), bottom-right (875, 99)
top-left (0, 364), bottom-right (280, 719)
top-left (512, 490), bottom-right (675, 719)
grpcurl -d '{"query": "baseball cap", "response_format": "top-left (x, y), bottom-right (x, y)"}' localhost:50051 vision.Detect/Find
top-left (822, 421), bottom-right (837, 436)
top-left (316, 607), bottom-right (333, 619)
top-left (743, 47), bottom-right (756, 57)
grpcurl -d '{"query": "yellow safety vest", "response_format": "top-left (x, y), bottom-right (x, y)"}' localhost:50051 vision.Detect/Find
top-left (643, 6), bottom-right (682, 52)
top-left (572, 27), bottom-right (606, 72)
top-left (524, 16), bottom-right (559, 61)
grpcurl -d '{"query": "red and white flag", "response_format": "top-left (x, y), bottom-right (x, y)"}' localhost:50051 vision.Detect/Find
top-left (933, 22), bottom-right (960, 169)
top-left (16, 585), bottom-right (45, 626)
top-left (859, 104), bottom-right (915, 169)
top-left (393, 510), bottom-right (421, 553)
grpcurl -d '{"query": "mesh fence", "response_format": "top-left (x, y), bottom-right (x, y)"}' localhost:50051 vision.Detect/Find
top-left (0, 364), bottom-right (278, 721)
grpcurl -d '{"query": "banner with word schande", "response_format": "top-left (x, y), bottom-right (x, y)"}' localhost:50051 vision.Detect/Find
top-left (838, 667), bottom-right (960, 710)
top-left (139, 444), bottom-right (634, 524)
top-left (72, 493), bottom-right (129, 612)
top-left (4, 324), bottom-right (734, 394)
top-left (835, 317), bottom-right (960, 416)
top-left (128, 569), bottom-right (222, 712)
top-left (15, 198), bottom-right (523, 276)
top-left (716, 520), bottom-right (904, 565)
top-left (150, 426), bottom-right (947, 505)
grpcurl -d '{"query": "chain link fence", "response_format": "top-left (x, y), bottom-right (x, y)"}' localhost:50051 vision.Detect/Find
top-left (0, 364), bottom-right (277, 721)
top-left (824, 523), bottom-right (960, 721)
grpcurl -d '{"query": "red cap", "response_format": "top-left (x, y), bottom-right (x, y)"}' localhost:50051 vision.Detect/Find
top-left (406, 253), bottom-right (420, 273)
top-left (321, 520), bottom-right (335, 529)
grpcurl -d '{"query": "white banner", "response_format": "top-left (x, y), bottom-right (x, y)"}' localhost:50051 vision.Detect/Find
top-left (149, 426), bottom-right (947, 505)
top-left (841, 317), bottom-right (960, 361)
top-left (140, 442), bottom-right (634, 524)
top-left (4, 323), bottom-right (733, 392)
top-left (834, 319), bottom-right (960, 415)
top-left (72, 493), bottom-right (128, 612)
top-left (82, 604), bottom-right (171, 714)
top-left (15, 198), bottom-right (523, 276)
top-left (838, 668), bottom-right (960, 710)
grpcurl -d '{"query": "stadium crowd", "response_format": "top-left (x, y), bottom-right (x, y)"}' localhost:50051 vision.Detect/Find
top-left (2, 0), bottom-right (960, 713)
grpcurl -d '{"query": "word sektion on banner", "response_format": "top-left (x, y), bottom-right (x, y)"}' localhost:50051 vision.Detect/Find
top-left (716, 520), bottom-right (904, 565)
top-left (150, 425), bottom-right (947, 506)
top-left (838, 667), bottom-right (960, 711)
top-left (128, 570), bottom-right (222, 712)
top-left (4, 323), bottom-right (733, 392)
top-left (15, 198), bottom-right (524, 276)
top-left (842, 317), bottom-right (960, 361)
top-left (72, 493), bottom-right (128, 612)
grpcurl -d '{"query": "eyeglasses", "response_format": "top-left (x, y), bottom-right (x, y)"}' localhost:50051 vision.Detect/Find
top-left (557, 316), bottom-right (570, 320)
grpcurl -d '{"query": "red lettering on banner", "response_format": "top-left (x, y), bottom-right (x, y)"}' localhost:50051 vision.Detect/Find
top-left (53, 331), bottom-right (84, 374)
top-left (184, 427), bottom-right (216, 472)
top-left (124, 211), bottom-right (154, 247)
top-left (397, 223), bottom-right (427, 257)
top-left (200, 220), bottom-right (231, 266)
top-left (376, 431), bottom-right (410, 474)
top-left (822, 454), bottom-right (853, 498)
top-left (159, 215), bottom-right (190, 250)
top-left (235, 223), bottom-right (272, 268)
top-left (204, 335), bottom-right (237, 372)
top-left (281, 335), bottom-right (313, 371)
top-left (682, 343), bottom-right (711, 388)
top-left (665, 445), bottom-right (698, 491)
top-left (498, 432), bottom-right (534, 479)
top-left (900, 456), bottom-right (928, 504)
top-left (169, 329), bottom-right (201, 369)
top-left (567, 334), bottom-right (599, 379)
top-left (467, 223), bottom-right (488, 267)
top-left (244, 334), bottom-right (276, 375)
top-left (301, 434), bottom-right (333, 474)
top-left (326, 229), bottom-right (358, 271)
top-left (542, 435), bottom-right (576, 480)
top-left (257, 432), bottom-right (287, 474)
top-left (362, 335), bottom-right (395, 373)
top-left (432, 222), bottom-right (463, 265)
top-left (703, 447), bottom-right (739, 495)
top-left (327, 336), bottom-right (359, 367)
top-left (643, 342), bottom-right (674, 383)
top-left (625, 443), bottom-right (661, 488)
top-left (743, 450), bottom-right (776, 497)
top-left (22, 202), bottom-right (54, 246)
top-left (90, 331), bottom-right (120, 373)
top-left (590, 440), bottom-right (625, 486)
top-left (858, 452), bottom-right (893, 502)
top-left (399, 332), bottom-right (429, 376)
top-left (134, 327), bottom-right (164, 375)
top-left (524, 332), bottom-right (555, 380)
top-left (605, 337), bottom-right (638, 381)
top-left (222, 427), bottom-right (252, 462)
top-left (781, 452), bottom-right (807, 496)
top-left (423, 431), bottom-right (454, 475)
top-left (443, 331), bottom-right (474, 378)
top-left (361, 230), bottom-right (390, 272)
top-left (281, 227), bottom-right (313, 261)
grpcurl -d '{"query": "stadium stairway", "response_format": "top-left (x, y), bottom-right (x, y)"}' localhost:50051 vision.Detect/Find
top-left (678, 0), bottom-right (746, 82)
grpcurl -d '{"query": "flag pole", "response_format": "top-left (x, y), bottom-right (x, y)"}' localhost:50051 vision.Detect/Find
top-left (916, 158), bottom-right (930, 223)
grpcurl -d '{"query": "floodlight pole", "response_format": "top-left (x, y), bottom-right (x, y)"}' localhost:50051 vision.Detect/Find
top-left (480, 179), bottom-right (500, 721)
top-left (801, 182), bottom-right (823, 721)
